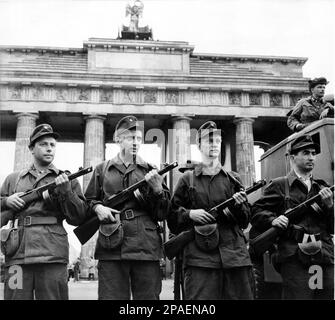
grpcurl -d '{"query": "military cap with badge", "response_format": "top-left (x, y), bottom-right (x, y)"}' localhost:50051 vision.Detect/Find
top-left (196, 120), bottom-right (222, 144)
top-left (29, 124), bottom-right (60, 148)
top-left (289, 134), bottom-right (320, 155)
top-left (114, 115), bottom-right (143, 140)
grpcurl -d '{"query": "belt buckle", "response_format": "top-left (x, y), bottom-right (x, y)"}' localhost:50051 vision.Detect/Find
top-left (124, 209), bottom-right (134, 220)
top-left (24, 216), bottom-right (32, 226)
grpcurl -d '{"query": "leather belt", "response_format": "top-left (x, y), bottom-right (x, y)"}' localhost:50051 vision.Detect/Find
top-left (120, 209), bottom-right (147, 221)
top-left (18, 216), bottom-right (59, 227)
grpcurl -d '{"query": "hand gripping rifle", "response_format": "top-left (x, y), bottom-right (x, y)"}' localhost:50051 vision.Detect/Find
top-left (0, 166), bottom-right (93, 227)
top-left (163, 179), bottom-right (267, 260)
top-left (73, 161), bottom-right (179, 245)
top-left (249, 185), bottom-right (334, 256)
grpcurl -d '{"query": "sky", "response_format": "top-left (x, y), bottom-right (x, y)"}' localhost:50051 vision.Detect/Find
top-left (0, 0), bottom-right (334, 88)
top-left (0, 0), bottom-right (334, 254)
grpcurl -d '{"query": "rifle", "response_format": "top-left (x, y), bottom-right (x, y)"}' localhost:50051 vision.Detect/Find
top-left (73, 161), bottom-right (179, 245)
top-left (163, 179), bottom-right (267, 260)
top-left (249, 185), bottom-right (334, 256)
top-left (0, 166), bottom-right (93, 227)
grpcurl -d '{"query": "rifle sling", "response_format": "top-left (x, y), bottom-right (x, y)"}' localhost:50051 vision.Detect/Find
top-left (284, 176), bottom-right (290, 212)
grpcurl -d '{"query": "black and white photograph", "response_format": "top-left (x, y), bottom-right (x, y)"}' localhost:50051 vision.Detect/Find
top-left (0, 0), bottom-right (334, 306)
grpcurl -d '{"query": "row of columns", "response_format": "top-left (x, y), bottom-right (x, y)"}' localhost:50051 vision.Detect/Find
top-left (11, 112), bottom-right (256, 277)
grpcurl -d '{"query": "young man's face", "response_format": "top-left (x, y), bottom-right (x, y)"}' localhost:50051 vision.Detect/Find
top-left (118, 129), bottom-right (143, 158)
top-left (311, 84), bottom-right (326, 98)
top-left (291, 148), bottom-right (316, 173)
top-left (199, 133), bottom-right (222, 159)
top-left (30, 136), bottom-right (56, 166)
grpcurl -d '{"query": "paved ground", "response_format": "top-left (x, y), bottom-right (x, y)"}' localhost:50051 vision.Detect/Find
top-left (0, 278), bottom-right (174, 300)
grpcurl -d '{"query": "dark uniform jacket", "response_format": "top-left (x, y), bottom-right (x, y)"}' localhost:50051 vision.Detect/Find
top-left (168, 164), bottom-right (252, 269)
top-left (287, 96), bottom-right (334, 131)
top-left (251, 170), bottom-right (334, 264)
top-left (0, 164), bottom-right (88, 267)
top-left (84, 155), bottom-right (170, 261)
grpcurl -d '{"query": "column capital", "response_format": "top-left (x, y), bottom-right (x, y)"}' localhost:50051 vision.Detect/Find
top-left (233, 117), bottom-right (256, 125)
top-left (15, 112), bottom-right (39, 120)
top-left (83, 113), bottom-right (107, 121)
top-left (170, 114), bottom-right (194, 122)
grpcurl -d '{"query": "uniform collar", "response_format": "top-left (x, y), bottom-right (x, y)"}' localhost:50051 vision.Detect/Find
top-left (194, 162), bottom-right (227, 177)
top-left (293, 169), bottom-right (312, 182)
top-left (311, 95), bottom-right (322, 102)
top-left (107, 154), bottom-right (150, 173)
top-left (287, 170), bottom-right (315, 187)
top-left (24, 163), bottom-right (60, 177)
top-left (308, 95), bottom-right (323, 106)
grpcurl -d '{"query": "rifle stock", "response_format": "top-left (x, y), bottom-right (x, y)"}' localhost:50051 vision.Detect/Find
top-left (164, 230), bottom-right (194, 260)
top-left (73, 161), bottom-right (178, 245)
top-left (249, 185), bottom-right (334, 256)
top-left (163, 179), bottom-right (267, 260)
top-left (0, 166), bottom-right (93, 228)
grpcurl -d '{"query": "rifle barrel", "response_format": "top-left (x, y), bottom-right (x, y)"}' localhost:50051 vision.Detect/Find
top-left (105, 162), bottom-right (178, 204)
top-left (285, 185), bottom-right (334, 217)
top-left (74, 161), bottom-right (178, 245)
top-left (250, 184), bottom-right (334, 256)
top-left (164, 179), bottom-right (267, 260)
top-left (24, 166), bottom-right (93, 196)
top-left (209, 179), bottom-right (266, 213)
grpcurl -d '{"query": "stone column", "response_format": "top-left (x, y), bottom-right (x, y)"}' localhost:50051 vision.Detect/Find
top-left (83, 114), bottom-right (106, 189)
top-left (167, 115), bottom-right (192, 277)
top-left (80, 114), bottom-right (106, 279)
top-left (233, 117), bottom-right (256, 187)
top-left (169, 115), bottom-right (192, 189)
top-left (14, 113), bottom-right (39, 171)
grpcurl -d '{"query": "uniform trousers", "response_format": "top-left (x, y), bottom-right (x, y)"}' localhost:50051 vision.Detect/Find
top-left (280, 257), bottom-right (334, 300)
top-left (98, 260), bottom-right (161, 300)
top-left (183, 265), bottom-right (254, 300)
top-left (4, 263), bottom-right (68, 300)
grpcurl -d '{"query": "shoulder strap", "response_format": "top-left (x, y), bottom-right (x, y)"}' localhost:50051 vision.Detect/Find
top-left (186, 171), bottom-right (196, 207)
top-left (187, 170), bottom-right (194, 189)
top-left (13, 170), bottom-right (26, 193)
top-left (99, 160), bottom-right (111, 195)
top-left (227, 171), bottom-right (244, 191)
top-left (284, 176), bottom-right (290, 211)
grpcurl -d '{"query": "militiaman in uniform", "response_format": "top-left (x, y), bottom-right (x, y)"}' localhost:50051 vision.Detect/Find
top-left (168, 121), bottom-right (254, 300)
top-left (0, 124), bottom-right (88, 300)
top-left (251, 135), bottom-right (334, 299)
top-left (84, 115), bottom-right (170, 300)
top-left (287, 77), bottom-right (334, 132)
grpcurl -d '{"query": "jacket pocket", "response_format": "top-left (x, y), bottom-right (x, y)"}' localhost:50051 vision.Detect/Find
top-left (45, 225), bottom-right (69, 258)
top-left (141, 220), bottom-right (161, 255)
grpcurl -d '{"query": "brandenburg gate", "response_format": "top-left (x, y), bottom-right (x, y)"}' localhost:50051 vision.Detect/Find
top-left (0, 4), bottom-right (310, 276)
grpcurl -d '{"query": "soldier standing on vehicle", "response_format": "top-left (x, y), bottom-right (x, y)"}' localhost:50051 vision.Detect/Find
top-left (0, 124), bottom-right (88, 300)
top-left (84, 115), bottom-right (170, 300)
top-left (251, 135), bottom-right (334, 299)
top-left (168, 121), bottom-right (254, 300)
top-left (287, 77), bottom-right (334, 132)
